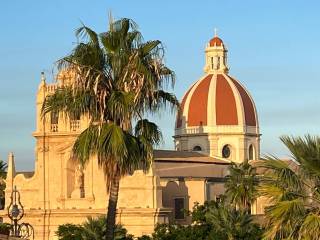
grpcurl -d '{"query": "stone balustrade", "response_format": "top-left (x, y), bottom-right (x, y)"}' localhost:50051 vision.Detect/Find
top-left (70, 120), bottom-right (80, 132)
top-left (50, 123), bottom-right (58, 132)
top-left (45, 84), bottom-right (58, 93)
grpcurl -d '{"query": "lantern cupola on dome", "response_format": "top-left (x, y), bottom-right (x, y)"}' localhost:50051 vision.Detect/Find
top-left (204, 30), bottom-right (228, 74)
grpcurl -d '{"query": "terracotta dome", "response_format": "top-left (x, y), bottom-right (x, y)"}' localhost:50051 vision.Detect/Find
top-left (174, 35), bottom-right (260, 161)
top-left (176, 73), bottom-right (258, 129)
top-left (209, 36), bottom-right (224, 47)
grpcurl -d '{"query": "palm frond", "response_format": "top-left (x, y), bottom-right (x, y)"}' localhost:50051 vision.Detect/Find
top-left (139, 40), bottom-right (162, 57)
top-left (299, 213), bottom-right (320, 239)
top-left (134, 119), bottom-right (163, 147)
top-left (263, 199), bottom-right (305, 240)
top-left (105, 90), bottom-right (135, 124)
top-left (260, 157), bottom-right (303, 195)
top-left (76, 24), bottom-right (99, 47)
top-left (149, 90), bottom-right (179, 114)
top-left (0, 160), bottom-right (7, 179)
top-left (42, 87), bottom-right (99, 121)
top-left (281, 135), bottom-right (320, 177)
top-left (258, 184), bottom-right (285, 203)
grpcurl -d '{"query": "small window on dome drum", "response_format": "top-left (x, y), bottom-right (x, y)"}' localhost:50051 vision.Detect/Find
top-left (193, 146), bottom-right (202, 151)
top-left (222, 145), bottom-right (231, 158)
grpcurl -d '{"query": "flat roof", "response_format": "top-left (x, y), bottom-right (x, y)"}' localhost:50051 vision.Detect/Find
top-left (154, 150), bottom-right (230, 165)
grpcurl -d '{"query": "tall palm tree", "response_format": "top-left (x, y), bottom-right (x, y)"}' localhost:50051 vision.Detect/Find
top-left (259, 135), bottom-right (320, 240)
top-left (225, 162), bottom-right (258, 212)
top-left (42, 17), bottom-right (178, 240)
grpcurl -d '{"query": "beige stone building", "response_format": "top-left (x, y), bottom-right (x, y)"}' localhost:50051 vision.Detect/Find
top-left (1, 34), bottom-right (268, 239)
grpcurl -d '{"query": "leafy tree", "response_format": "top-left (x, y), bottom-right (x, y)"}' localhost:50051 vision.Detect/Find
top-left (225, 161), bottom-right (258, 212)
top-left (56, 217), bottom-right (133, 240)
top-left (137, 236), bottom-right (152, 240)
top-left (204, 201), bottom-right (262, 240)
top-left (151, 201), bottom-right (262, 240)
top-left (56, 223), bottom-right (83, 240)
top-left (259, 135), bottom-right (320, 240)
top-left (0, 223), bottom-right (11, 236)
top-left (152, 223), bottom-right (212, 240)
top-left (43, 17), bottom-right (177, 240)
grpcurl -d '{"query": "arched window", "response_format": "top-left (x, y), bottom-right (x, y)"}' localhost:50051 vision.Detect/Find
top-left (50, 111), bottom-right (59, 132)
top-left (222, 145), bottom-right (231, 158)
top-left (193, 145), bottom-right (202, 151)
top-left (51, 111), bottom-right (59, 124)
top-left (249, 144), bottom-right (254, 160)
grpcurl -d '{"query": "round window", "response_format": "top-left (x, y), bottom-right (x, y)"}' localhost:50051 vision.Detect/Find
top-left (222, 145), bottom-right (231, 158)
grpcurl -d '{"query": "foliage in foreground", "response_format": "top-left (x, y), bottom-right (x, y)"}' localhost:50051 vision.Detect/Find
top-left (56, 216), bottom-right (133, 240)
top-left (0, 223), bottom-right (11, 235)
top-left (259, 135), bottom-right (320, 240)
top-left (56, 200), bottom-right (263, 240)
top-left (148, 201), bottom-right (262, 240)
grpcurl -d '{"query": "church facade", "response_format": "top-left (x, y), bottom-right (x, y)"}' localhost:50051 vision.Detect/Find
top-left (1, 34), bottom-right (268, 239)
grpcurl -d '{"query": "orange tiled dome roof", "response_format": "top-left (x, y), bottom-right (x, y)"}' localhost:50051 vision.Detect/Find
top-left (176, 74), bottom-right (257, 128)
top-left (209, 36), bottom-right (224, 47)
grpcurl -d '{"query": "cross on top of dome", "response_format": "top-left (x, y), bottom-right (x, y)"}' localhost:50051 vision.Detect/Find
top-left (209, 28), bottom-right (224, 47)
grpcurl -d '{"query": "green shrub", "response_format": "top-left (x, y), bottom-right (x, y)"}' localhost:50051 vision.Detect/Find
top-left (150, 201), bottom-right (263, 240)
top-left (56, 217), bottom-right (133, 240)
top-left (137, 235), bottom-right (152, 240)
top-left (0, 223), bottom-right (11, 236)
top-left (56, 223), bottom-right (82, 240)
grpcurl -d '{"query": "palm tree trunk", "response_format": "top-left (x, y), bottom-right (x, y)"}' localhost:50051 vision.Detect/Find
top-left (106, 170), bottom-right (121, 240)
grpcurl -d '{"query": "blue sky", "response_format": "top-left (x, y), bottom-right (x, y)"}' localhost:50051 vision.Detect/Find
top-left (1, 0), bottom-right (320, 170)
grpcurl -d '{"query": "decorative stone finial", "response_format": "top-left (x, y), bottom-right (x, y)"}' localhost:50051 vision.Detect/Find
top-left (41, 71), bottom-right (46, 83)
top-left (8, 152), bottom-right (14, 159)
top-left (7, 152), bottom-right (16, 190)
top-left (214, 27), bottom-right (218, 37)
